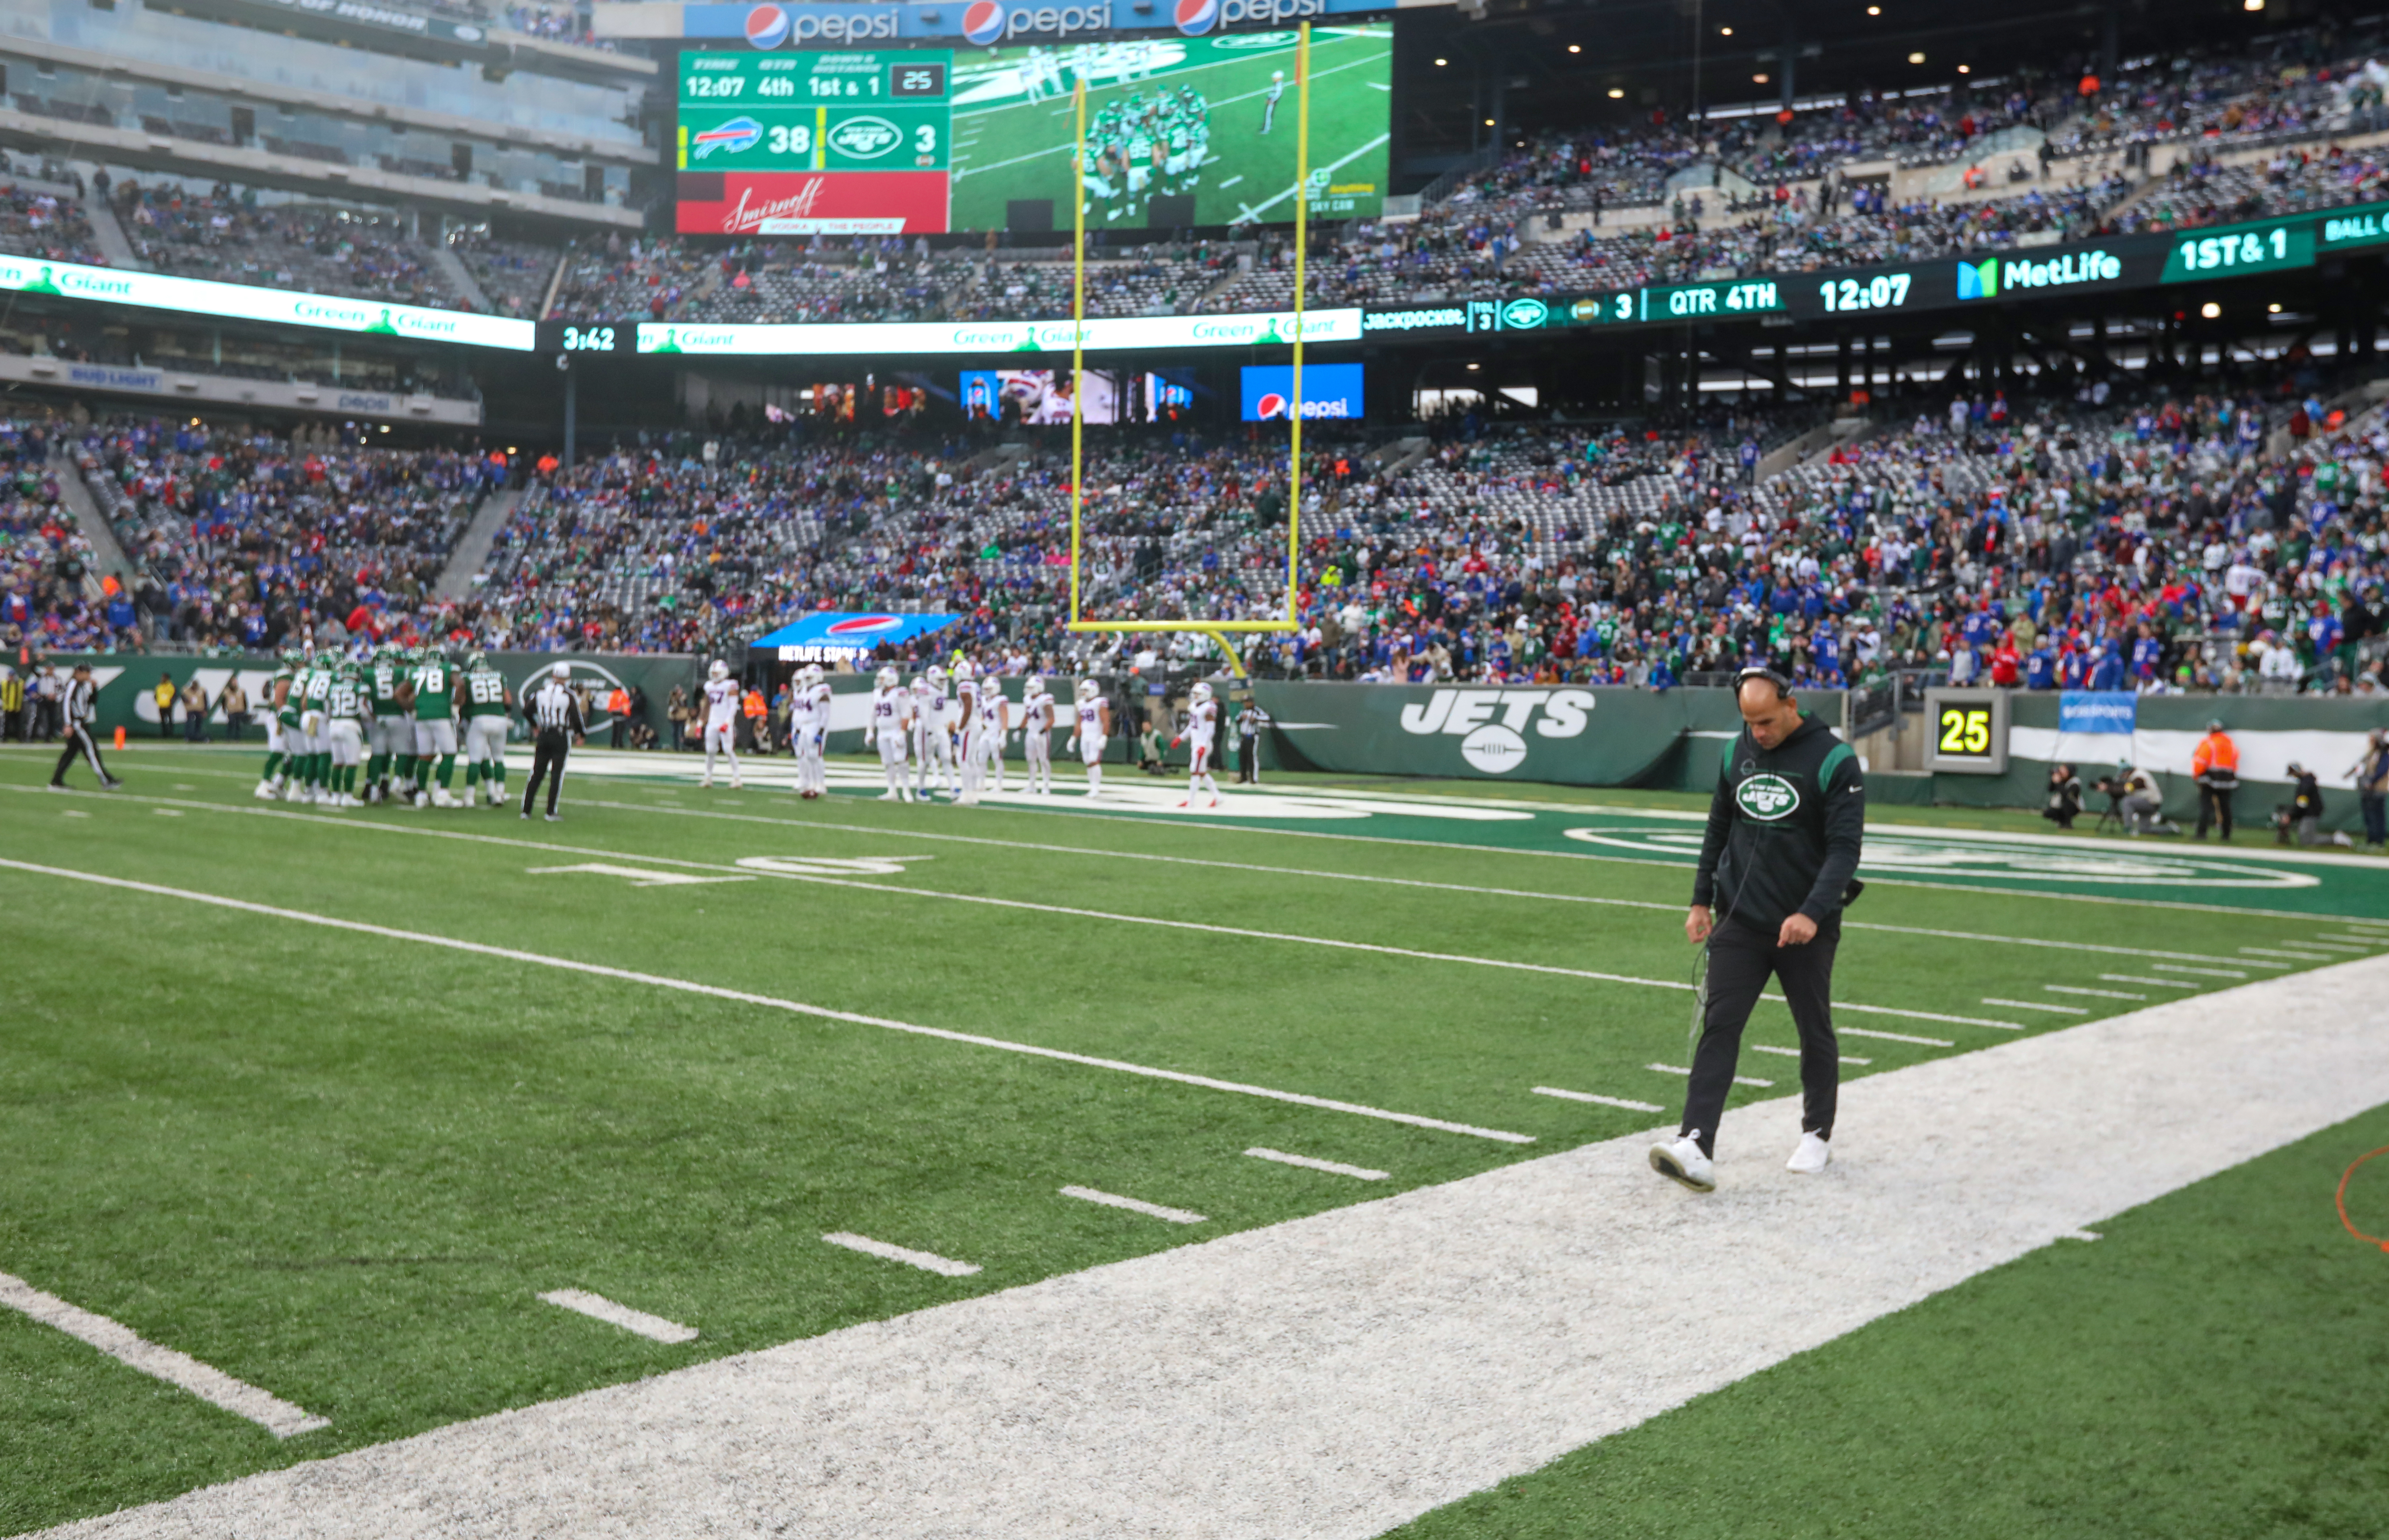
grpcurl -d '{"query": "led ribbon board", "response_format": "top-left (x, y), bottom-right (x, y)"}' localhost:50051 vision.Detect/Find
top-left (635, 308), bottom-right (1361, 354)
top-left (0, 253), bottom-right (537, 351)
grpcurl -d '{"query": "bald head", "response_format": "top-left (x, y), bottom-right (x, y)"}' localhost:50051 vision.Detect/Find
top-left (1738, 675), bottom-right (1801, 750)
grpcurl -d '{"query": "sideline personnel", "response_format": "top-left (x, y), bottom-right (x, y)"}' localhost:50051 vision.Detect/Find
top-left (521, 662), bottom-right (584, 822)
top-left (2191, 717), bottom-right (2238, 841)
top-left (1651, 668), bottom-right (1864, 1193)
top-left (48, 662), bottom-right (122, 791)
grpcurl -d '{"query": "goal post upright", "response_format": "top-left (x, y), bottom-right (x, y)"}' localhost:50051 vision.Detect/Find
top-left (1064, 28), bottom-right (1308, 658)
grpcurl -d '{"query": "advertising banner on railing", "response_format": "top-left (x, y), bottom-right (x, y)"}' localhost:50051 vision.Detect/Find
top-left (636, 307), bottom-right (1362, 356)
top-left (0, 253), bottom-right (537, 352)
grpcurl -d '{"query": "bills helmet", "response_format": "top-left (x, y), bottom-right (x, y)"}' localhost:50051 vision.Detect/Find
top-left (709, 659), bottom-right (730, 681)
top-left (1190, 680), bottom-right (1214, 703)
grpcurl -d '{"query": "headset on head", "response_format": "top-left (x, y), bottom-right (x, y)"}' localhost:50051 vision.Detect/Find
top-left (1734, 665), bottom-right (1793, 700)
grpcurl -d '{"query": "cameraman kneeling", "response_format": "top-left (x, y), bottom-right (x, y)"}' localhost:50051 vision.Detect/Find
top-left (2043, 762), bottom-right (2083, 829)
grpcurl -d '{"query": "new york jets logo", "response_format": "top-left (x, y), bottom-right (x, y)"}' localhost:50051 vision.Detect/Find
top-left (1736, 773), bottom-right (1799, 821)
top-left (828, 116), bottom-right (901, 159)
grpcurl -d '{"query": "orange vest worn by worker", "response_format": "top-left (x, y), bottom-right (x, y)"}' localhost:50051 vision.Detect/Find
top-left (2192, 730), bottom-right (2239, 780)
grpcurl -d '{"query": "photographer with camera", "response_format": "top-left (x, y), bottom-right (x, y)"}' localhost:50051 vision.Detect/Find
top-left (2117, 761), bottom-right (2177, 837)
top-left (2042, 762), bottom-right (2083, 829)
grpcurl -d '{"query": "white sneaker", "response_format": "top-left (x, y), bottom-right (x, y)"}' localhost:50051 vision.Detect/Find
top-left (1648, 1135), bottom-right (1717, 1193)
top-left (432, 789), bottom-right (459, 809)
top-left (1787, 1132), bottom-right (1832, 1175)
top-left (253, 780), bottom-right (277, 800)
top-left (698, 776), bottom-right (712, 789)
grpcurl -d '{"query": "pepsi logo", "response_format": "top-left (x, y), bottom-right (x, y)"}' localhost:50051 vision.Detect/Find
top-left (1174, 0), bottom-right (1219, 35)
top-left (744, 3), bottom-right (789, 48)
top-left (1254, 392), bottom-right (1287, 419)
top-left (825, 615), bottom-right (904, 635)
top-left (961, 0), bottom-right (1007, 45)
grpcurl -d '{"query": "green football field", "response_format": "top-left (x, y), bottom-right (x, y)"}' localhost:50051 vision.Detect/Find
top-left (3, 739), bottom-right (2387, 1536)
top-left (946, 25), bottom-right (1393, 234)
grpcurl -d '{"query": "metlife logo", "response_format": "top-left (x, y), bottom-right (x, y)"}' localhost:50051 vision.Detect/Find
top-left (1957, 249), bottom-right (2123, 300)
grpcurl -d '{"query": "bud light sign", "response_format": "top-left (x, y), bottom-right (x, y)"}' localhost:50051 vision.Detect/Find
top-left (1239, 362), bottom-right (1363, 422)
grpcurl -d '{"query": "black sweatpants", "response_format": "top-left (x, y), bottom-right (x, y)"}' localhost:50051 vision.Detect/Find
top-left (522, 731), bottom-right (570, 817)
top-left (2196, 781), bottom-right (2235, 840)
top-left (51, 725), bottom-right (112, 787)
top-left (1680, 915), bottom-right (1839, 1157)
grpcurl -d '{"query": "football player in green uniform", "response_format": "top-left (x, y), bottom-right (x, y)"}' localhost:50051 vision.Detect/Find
top-left (296, 647), bottom-right (335, 804)
top-left (459, 652), bottom-right (513, 808)
top-left (401, 646), bottom-right (462, 808)
top-left (255, 648), bottom-right (300, 801)
top-left (365, 643), bottom-right (412, 805)
top-left (325, 653), bottom-right (369, 807)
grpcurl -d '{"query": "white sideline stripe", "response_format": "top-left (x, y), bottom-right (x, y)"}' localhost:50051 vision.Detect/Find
top-left (2304, 938), bottom-right (2375, 950)
top-left (2046, 984), bottom-right (2145, 1000)
top-left (1749, 1044), bottom-right (1870, 1065)
top-left (1646, 1063), bottom-right (1772, 1088)
top-left (0, 1270), bottom-right (328, 1438)
top-left (1983, 997), bottom-right (2088, 1015)
top-left (1060, 1186), bottom-right (1208, 1225)
top-left (0, 857), bottom-right (1535, 1146)
top-left (2154, 963), bottom-right (2249, 978)
top-left (31, 962), bottom-right (2389, 1540)
top-left (573, 796), bottom-right (2348, 960)
top-left (2240, 946), bottom-right (2334, 961)
top-left (23, 787), bottom-right (2014, 1038)
top-left (2103, 973), bottom-right (2197, 989)
top-left (1531, 1087), bottom-right (1665, 1112)
top-left (821, 1233), bottom-right (980, 1278)
top-left (1244, 1148), bottom-right (1389, 1181)
top-left (537, 1290), bottom-right (699, 1345)
top-left (2060, 1229), bottom-right (2102, 1242)
top-left (1837, 1026), bottom-right (1955, 1046)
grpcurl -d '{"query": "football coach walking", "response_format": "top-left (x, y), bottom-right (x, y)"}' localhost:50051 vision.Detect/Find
top-left (521, 662), bottom-right (584, 822)
top-left (1650, 667), bottom-right (1864, 1194)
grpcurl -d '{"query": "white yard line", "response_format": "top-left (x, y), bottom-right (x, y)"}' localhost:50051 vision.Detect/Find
top-left (56, 962), bottom-right (2388, 1540)
top-left (1532, 1086), bottom-right (1666, 1112)
top-left (1647, 1062), bottom-right (1772, 1088)
top-left (821, 1233), bottom-right (980, 1278)
top-left (11, 787), bottom-right (2023, 1036)
top-left (2059, 1229), bottom-right (2103, 1242)
top-left (1244, 1148), bottom-right (1388, 1181)
top-left (0, 857), bottom-right (1533, 1146)
top-left (1750, 1044), bottom-right (1870, 1065)
top-left (2046, 984), bottom-right (2145, 1000)
top-left (0, 1271), bottom-right (328, 1439)
top-left (2240, 947), bottom-right (2334, 961)
top-left (1983, 997), bottom-right (2087, 1015)
top-left (2103, 973), bottom-right (2197, 989)
top-left (1060, 1186), bottom-right (1208, 1225)
top-left (2154, 963), bottom-right (2249, 979)
top-left (1838, 1026), bottom-right (1955, 1046)
top-left (537, 1290), bottom-right (699, 1345)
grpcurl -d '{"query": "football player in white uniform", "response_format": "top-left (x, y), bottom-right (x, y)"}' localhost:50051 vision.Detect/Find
top-left (698, 658), bottom-right (743, 789)
top-left (869, 665), bottom-right (913, 801)
top-left (1065, 678), bottom-right (1111, 797)
top-left (912, 668), bottom-right (956, 801)
top-left (791, 663), bottom-right (833, 800)
top-left (1172, 679), bottom-right (1223, 809)
top-left (976, 672), bottom-right (1011, 796)
top-left (1019, 676), bottom-right (1056, 795)
top-left (952, 659), bottom-right (984, 805)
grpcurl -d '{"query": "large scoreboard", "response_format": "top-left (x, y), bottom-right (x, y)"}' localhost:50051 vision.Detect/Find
top-left (677, 50), bottom-right (954, 235)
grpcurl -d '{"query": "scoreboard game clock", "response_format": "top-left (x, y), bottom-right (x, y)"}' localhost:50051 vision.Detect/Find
top-left (676, 50), bottom-right (955, 235)
top-left (1922, 688), bottom-right (2011, 775)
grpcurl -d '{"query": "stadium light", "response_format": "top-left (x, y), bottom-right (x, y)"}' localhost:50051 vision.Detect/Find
top-left (1720, 26), bottom-right (1733, 35)
top-left (1958, 64), bottom-right (1970, 74)
top-left (2244, 0), bottom-right (2263, 10)
top-left (1435, 57), bottom-right (1448, 65)
top-left (1908, 51), bottom-right (1926, 63)
top-left (1754, 74), bottom-right (1769, 84)
top-left (1484, 117), bottom-right (1495, 125)
top-left (2201, 302), bottom-right (2222, 319)
top-left (1569, 44), bottom-right (1581, 52)
top-left (1608, 87), bottom-right (1624, 97)
top-left (1866, 4), bottom-right (1881, 12)
top-left (2269, 302), bottom-right (2283, 312)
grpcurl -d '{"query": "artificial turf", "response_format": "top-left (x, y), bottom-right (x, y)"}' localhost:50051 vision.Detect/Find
top-left (1386, 1101), bottom-right (2389, 1540)
top-left (0, 741), bottom-right (2379, 1534)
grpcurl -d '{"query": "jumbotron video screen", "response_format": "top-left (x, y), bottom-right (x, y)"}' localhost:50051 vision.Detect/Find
top-left (674, 24), bottom-right (1392, 236)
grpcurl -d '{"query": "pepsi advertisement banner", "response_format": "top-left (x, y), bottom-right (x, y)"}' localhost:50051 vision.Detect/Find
top-left (1241, 362), bottom-right (1362, 421)
top-left (666, 0), bottom-right (1406, 49)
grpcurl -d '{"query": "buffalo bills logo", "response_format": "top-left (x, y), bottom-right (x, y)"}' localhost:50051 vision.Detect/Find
top-left (961, 0), bottom-right (1007, 44)
top-left (1174, 0), bottom-right (1219, 35)
top-left (745, 4), bottom-right (789, 48)
top-left (691, 116), bottom-right (763, 159)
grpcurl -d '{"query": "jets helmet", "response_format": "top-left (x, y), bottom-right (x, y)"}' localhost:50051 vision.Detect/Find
top-left (876, 665), bottom-right (900, 688)
top-left (464, 650), bottom-right (487, 672)
top-left (1190, 680), bottom-right (1214, 704)
top-left (708, 659), bottom-right (730, 681)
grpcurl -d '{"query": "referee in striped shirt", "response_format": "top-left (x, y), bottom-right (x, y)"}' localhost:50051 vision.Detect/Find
top-left (49, 662), bottom-right (122, 791)
top-left (521, 662), bottom-right (584, 821)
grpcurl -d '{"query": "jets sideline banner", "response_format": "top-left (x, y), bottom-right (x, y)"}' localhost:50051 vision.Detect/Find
top-left (1247, 683), bottom-right (1847, 788)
